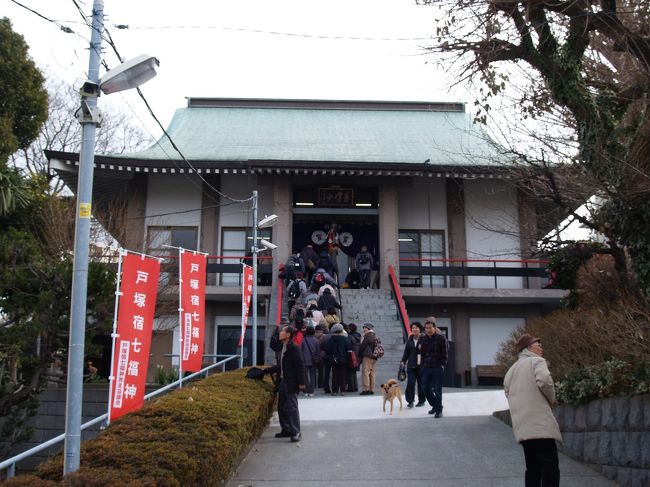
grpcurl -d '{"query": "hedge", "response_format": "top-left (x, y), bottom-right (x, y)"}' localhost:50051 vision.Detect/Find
top-left (2, 369), bottom-right (275, 487)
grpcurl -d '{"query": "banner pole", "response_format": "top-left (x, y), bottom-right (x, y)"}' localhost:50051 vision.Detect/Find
top-left (239, 263), bottom-right (244, 369)
top-left (178, 247), bottom-right (184, 388)
top-left (106, 249), bottom-right (125, 426)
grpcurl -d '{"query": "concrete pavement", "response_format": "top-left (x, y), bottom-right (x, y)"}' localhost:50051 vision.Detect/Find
top-left (227, 389), bottom-right (617, 486)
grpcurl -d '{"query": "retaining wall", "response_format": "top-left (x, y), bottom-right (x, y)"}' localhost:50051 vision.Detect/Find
top-left (555, 394), bottom-right (650, 487)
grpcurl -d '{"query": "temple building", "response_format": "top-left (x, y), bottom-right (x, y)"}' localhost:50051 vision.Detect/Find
top-left (49, 97), bottom-right (566, 386)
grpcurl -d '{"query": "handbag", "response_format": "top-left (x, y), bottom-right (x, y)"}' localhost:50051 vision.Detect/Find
top-left (348, 350), bottom-right (359, 370)
top-left (398, 363), bottom-right (407, 382)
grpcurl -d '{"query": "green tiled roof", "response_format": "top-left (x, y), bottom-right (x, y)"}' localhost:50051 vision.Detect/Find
top-left (117, 99), bottom-right (505, 166)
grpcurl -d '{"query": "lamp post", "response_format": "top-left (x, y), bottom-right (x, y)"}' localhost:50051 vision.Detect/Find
top-left (63, 0), bottom-right (158, 475)
top-left (250, 192), bottom-right (278, 366)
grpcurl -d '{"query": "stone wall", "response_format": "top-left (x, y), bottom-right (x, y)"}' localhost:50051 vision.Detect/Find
top-left (555, 394), bottom-right (650, 487)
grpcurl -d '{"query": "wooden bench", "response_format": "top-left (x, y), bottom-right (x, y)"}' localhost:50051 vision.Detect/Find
top-left (476, 365), bottom-right (505, 386)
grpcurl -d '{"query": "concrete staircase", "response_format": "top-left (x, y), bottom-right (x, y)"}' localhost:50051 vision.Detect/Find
top-left (340, 288), bottom-right (407, 389)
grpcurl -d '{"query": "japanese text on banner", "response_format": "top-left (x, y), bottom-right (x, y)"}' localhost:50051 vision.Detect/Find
top-left (180, 252), bottom-right (206, 372)
top-left (110, 254), bottom-right (160, 421)
top-left (239, 264), bottom-right (253, 347)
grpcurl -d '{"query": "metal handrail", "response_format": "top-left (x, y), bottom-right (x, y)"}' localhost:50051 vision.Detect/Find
top-left (0, 354), bottom-right (239, 479)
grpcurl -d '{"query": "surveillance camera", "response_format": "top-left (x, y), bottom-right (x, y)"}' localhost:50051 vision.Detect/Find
top-left (80, 81), bottom-right (100, 97)
top-left (259, 239), bottom-right (277, 251)
top-left (258, 214), bottom-right (279, 229)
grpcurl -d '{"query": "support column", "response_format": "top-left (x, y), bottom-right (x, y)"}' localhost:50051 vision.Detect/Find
top-left (272, 177), bottom-right (292, 283)
top-left (201, 175), bottom-right (220, 285)
top-left (446, 179), bottom-right (467, 288)
top-left (452, 305), bottom-right (471, 386)
top-left (124, 174), bottom-right (148, 252)
top-left (378, 184), bottom-right (399, 289)
top-left (517, 188), bottom-right (539, 289)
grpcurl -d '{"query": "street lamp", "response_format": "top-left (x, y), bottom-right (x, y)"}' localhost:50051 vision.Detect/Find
top-left (63, 0), bottom-right (158, 476)
top-left (251, 190), bottom-right (278, 366)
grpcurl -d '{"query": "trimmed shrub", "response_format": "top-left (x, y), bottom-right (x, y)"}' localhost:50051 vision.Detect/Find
top-left (3, 369), bottom-right (275, 486)
top-left (555, 359), bottom-right (650, 406)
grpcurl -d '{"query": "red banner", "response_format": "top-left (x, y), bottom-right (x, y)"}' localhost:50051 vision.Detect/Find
top-left (110, 253), bottom-right (160, 422)
top-left (180, 251), bottom-right (206, 372)
top-left (239, 264), bottom-right (253, 347)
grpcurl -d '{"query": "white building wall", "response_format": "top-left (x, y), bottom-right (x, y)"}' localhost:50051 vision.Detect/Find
top-left (397, 179), bottom-right (447, 231)
top-left (464, 180), bottom-right (522, 288)
top-left (469, 316), bottom-right (525, 367)
top-left (145, 174), bottom-right (203, 243)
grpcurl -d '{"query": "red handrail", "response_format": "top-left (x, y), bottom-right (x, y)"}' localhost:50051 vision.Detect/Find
top-left (388, 264), bottom-right (410, 337)
top-left (275, 278), bottom-right (283, 327)
top-left (399, 257), bottom-right (549, 264)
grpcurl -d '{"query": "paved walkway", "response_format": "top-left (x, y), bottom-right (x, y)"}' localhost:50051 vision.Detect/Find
top-left (227, 389), bottom-right (617, 486)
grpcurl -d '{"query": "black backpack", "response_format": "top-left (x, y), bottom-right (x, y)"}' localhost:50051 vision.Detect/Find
top-left (288, 280), bottom-right (302, 299)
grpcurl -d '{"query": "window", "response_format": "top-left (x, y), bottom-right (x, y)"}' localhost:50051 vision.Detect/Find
top-left (399, 230), bottom-right (445, 288)
top-left (147, 226), bottom-right (198, 285)
top-left (147, 226), bottom-right (198, 255)
top-left (220, 227), bottom-right (272, 286)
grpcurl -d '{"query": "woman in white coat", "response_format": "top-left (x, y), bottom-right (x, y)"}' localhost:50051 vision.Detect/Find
top-left (504, 334), bottom-right (562, 487)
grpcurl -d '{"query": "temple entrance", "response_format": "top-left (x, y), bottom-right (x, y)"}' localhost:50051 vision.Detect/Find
top-left (292, 214), bottom-right (379, 287)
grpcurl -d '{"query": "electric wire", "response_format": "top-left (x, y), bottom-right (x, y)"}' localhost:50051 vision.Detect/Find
top-left (67, 0), bottom-right (254, 206)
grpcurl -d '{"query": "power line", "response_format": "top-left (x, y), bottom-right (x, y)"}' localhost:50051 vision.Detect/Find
top-left (113, 23), bottom-right (432, 42)
top-left (66, 0), bottom-right (254, 206)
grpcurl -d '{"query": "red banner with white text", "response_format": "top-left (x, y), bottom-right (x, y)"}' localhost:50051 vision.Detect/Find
top-left (180, 251), bottom-right (206, 372)
top-left (109, 253), bottom-right (160, 422)
top-left (239, 264), bottom-right (253, 347)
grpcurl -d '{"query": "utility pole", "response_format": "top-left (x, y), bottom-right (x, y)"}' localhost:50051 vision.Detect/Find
top-left (63, 0), bottom-right (104, 475)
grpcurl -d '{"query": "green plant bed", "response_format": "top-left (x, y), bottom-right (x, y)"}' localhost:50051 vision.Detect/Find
top-left (2, 369), bottom-right (275, 487)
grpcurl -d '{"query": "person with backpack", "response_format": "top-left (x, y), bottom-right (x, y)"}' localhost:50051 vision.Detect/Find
top-left (285, 251), bottom-right (305, 285)
top-left (286, 277), bottom-right (307, 314)
top-left (358, 322), bottom-right (380, 395)
top-left (355, 245), bottom-right (374, 289)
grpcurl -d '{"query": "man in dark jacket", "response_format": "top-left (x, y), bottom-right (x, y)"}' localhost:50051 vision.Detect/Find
top-left (345, 323), bottom-right (362, 392)
top-left (418, 316), bottom-right (448, 418)
top-left (400, 321), bottom-right (426, 408)
top-left (355, 245), bottom-right (374, 289)
top-left (265, 325), bottom-right (305, 442)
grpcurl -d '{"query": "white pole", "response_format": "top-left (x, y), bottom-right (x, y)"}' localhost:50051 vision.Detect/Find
top-left (63, 0), bottom-right (104, 475)
top-left (178, 247), bottom-right (184, 388)
top-left (106, 249), bottom-right (125, 426)
top-left (251, 191), bottom-right (259, 366)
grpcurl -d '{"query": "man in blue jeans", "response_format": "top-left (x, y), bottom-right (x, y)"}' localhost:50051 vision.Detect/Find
top-left (418, 316), bottom-right (448, 418)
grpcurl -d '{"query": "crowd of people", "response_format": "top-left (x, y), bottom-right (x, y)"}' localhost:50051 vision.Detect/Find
top-left (268, 247), bottom-right (562, 485)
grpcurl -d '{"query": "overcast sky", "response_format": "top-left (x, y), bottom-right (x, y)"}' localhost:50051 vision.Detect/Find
top-left (3, 0), bottom-right (470, 138)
